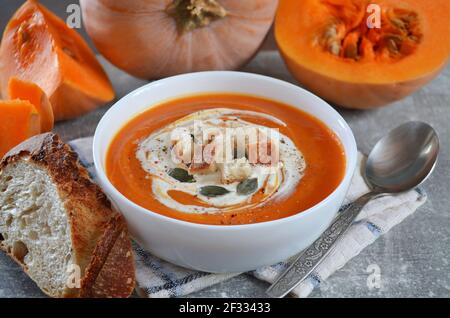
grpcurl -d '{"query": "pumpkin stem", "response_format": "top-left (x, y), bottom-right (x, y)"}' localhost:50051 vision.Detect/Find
top-left (167, 0), bottom-right (227, 33)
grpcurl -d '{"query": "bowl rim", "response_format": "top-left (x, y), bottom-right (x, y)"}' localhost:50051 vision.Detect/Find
top-left (93, 71), bottom-right (357, 231)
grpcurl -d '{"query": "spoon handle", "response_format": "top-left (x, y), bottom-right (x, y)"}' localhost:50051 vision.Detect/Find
top-left (266, 192), bottom-right (379, 298)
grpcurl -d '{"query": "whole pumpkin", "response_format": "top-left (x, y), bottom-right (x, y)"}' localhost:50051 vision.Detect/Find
top-left (80, 0), bottom-right (278, 79)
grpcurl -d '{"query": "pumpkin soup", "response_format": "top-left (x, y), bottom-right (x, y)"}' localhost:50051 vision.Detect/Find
top-left (106, 94), bottom-right (346, 225)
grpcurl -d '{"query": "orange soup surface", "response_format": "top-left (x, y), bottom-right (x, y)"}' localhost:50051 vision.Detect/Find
top-left (106, 94), bottom-right (346, 225)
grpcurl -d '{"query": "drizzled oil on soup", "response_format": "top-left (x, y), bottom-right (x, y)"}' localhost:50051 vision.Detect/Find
top-left (106, 94), bottom-right (346, 225)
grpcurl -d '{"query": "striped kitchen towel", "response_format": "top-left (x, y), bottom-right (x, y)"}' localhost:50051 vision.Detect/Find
top-left (69, 137), bottom-right (427, 298)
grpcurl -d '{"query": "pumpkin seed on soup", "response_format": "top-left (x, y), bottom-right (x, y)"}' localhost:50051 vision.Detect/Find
top-left (237, 178), bottom-right (258, 195)
top-left (200, 186), bottom-right (230, 197)
top-left (168, 168), bottom-right (195, 183)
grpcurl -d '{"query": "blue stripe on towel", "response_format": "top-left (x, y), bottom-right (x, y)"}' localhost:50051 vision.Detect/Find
top-left (272, 262), bottom-right (289, 272)
top-left (415, 187), bottom-right (426, 200)
top-left (134, 246), bottom-right (178, 297)
top-left (366, 221), bottom-right (382, 236)
top-left (146, 272), bottom-right (212, 297)
top-left (309, 272), bottom-right (321, 287)
top-left (338, 202), bottom-right (352, 214)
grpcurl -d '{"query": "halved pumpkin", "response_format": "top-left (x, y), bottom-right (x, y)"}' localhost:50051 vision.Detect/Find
top-left (275, 0), bottom-right (450, 108)
top-left (0, 100), bottom-right (40, 158)
top-left (8, 77), bottom-right (54, 132)
top-left (0, 0), bottom-right (115, 120)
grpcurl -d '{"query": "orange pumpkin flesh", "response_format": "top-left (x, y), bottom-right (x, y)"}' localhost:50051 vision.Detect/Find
top-left (8, 77), bottom-right (54, 132)
top-left (80, 0), bottom-right (278, 79)
top-left (275, 0), bottom-right (450, 108)
top-left (0, 100), bottom-right (40, 158)
top-left (0, 0), bottom-right (115, 120)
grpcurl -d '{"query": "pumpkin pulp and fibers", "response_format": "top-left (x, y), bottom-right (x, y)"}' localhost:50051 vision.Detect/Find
top-left (276, 0), bottom-right (450, 108)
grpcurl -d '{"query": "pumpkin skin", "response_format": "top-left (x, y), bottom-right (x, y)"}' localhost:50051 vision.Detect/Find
top-left (275, 0), bottom-right (450, 109)
top-left (0, 0), bottom-right (115, 120)
top-left (80, 0), bottom-right (278, 79)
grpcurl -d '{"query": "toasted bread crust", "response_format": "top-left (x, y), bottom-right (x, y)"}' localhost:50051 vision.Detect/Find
top-left (81, 215), bottom-right (135, 297)
top-left (0, 133), bottom-right (135, 297)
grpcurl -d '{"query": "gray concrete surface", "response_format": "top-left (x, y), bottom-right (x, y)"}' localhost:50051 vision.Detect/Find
top-left (0, 0), bottom-right (449, 298)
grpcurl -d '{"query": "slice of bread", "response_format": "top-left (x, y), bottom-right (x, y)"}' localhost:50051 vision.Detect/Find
top-left (0, 133), bottom-right (135, 297)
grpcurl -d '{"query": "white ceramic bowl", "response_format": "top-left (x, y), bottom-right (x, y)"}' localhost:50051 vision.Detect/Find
top-left (93, 71), bottom-right (357, 273)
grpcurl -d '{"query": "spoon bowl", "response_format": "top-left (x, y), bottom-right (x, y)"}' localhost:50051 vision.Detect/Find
top-left (267, 121), bottom-right (439, 298)
top-left (365, 121), bottom-right (439, 193)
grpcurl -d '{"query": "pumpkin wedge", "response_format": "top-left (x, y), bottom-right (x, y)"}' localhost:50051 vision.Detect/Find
top-left (0, 100), bottom-right (40, 158)
top-left (275, 0), bottom-right (450, 108)
top-left (8, 77), bottom-right (54, 132)
top-left (0, 0), bottom-right (115, 120)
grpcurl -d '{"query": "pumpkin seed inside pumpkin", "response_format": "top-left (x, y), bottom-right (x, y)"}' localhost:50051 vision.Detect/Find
top-left (391, 18), bottom-right (406, 30)
top-left (386, 38), bottom-right (399, 53)
top-left (328, 41), bottom-right (341, 56)
top-left (17, 23), bottom-right (30, 44)
top-left (319, 4), bottom-right (422, 61)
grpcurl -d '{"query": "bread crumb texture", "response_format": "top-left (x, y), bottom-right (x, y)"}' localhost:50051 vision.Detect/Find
top-left (0, 161), bottom-right (72, 296)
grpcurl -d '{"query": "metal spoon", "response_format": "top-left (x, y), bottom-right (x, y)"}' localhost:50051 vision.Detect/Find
top-left (266, 121), bottom-right (439, 298)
